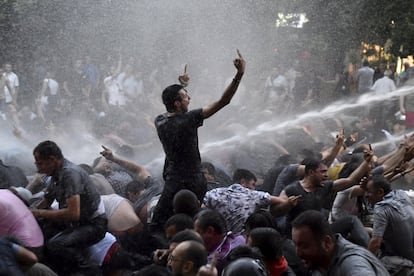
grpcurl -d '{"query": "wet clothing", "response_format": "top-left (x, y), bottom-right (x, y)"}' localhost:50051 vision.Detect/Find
top-left (0, 189), bottom-right (44, 248)
top-left (0, 160), bottom-right (28, 189)
top-left (322, 234), bottom-right (390, 276)
top-left (42, 159), bottom-right (107, 274)
top-left (372, 190), bottom-right (414, 262)
top-left (152, 109), bottom-right (207, 228)
top-left (204, 184), bottom-right (271, 234)
top-left (283, 180), bottom-right (335, 237)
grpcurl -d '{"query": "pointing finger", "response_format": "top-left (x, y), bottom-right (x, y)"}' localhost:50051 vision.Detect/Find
top-left (101, 145), bottom-right (108, 150)
top-left (236, 49), bottom-right (243, 59)
top-left (184, 64), bottom-right (187, 74)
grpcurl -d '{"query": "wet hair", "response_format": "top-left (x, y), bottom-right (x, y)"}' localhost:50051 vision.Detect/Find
top-left (338, 153), bottom-right (364, 179)
top-left (170, 229), bottom-right (204, 245)
top-left (244, 209), bottom-right (278, 234)
top-left (33, 140), bottom-right (63, 160)
top-left (249, 227), bottom-right (284, 261)
top-left (304, 158), bottom-right (322, 175)
top-left (226, 245), bottom-right (262, 263)
top-left (162, 84), bottom-right (184, 112)
top-left (201, 161), bottom-right (216, 175)
top-left (194, 209), bottom-right (227, 234)
top-left (125, 179), bottom-right (145, 194)
top-left (173, 189), bottom-right (200, 217)
top-left (180, 241), bottom-right (208, 273)
top-left (291, 210), bottom-right (333, 241)
top-left (369, 175), bottom-right (392, 195)
top-left (232, 168), bottom-right (257, 183)
top-left (165, 213), bottom-right (194, 232)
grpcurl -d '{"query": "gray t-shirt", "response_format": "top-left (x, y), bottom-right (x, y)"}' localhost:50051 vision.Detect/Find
top-left (372, 190), bottom-right (414, 261)
top-left (324, 234), bottom-right (390, 276)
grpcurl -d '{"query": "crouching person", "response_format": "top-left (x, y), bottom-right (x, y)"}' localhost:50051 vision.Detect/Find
top-left (31, 140), bottom-right (107, 275)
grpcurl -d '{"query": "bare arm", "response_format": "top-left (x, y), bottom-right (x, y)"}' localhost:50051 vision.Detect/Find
top-left (400, 95), bottom-right (406, 114)
top-left (100, 145), bottom-right (150, 182)
top-left (269, 194), bottom-right (300, 217)
top-left (332, 150), bottom-right (373, 193)
top-left (321, 131), bottom-right (345, 167)
top-left (202, 50), bottom-right (245, 119)
top-left (32, 194), bottom-right (81, 221)
top-left (368, 235), bottom-right (382, 255)
top-left (14, 243), bottom-right (38, 266)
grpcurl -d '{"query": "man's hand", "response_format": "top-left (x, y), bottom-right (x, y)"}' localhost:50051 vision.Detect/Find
top-left (178, 64), bottom-right (189, 87)
top-left (288, 195), bottom-right (302, 207)
top-left (233, 49), bottom-right (245, 75)
top-left (100, 145), bottom-right (114, 161)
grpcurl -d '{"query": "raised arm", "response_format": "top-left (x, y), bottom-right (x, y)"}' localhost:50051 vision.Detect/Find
top-left (202, 50), bottom-right (245, 119)
top-left (332, 150), bottom-right (373, 193)
top-left (100, 145), bottom-right (150, 182)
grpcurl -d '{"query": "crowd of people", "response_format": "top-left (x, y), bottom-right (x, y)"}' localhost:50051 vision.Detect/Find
top-left (2, 49), bottom-right (414, 276)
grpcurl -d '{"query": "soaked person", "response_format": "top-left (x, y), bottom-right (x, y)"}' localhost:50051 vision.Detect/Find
top-left (151, 50), bottom-right (246, 232)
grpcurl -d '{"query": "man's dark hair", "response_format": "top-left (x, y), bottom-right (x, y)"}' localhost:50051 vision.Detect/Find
top-left (133, 264), bottom-right (170, 276)
top-left (201, 161), bottom-right (216, 175)
top-left (126, 179), bottom-right (145, 195)
top-left (249, 227), bottom-right (284, 261)
top-left (362, 60), bottom-right (370, 67)
top-left (244, 209), bottom-right (278, 234)
top-left (181, 241), bottom-right (208, 273)
top-left (33, 140), bottom-right (63, 160)
top-left (232, 168), bottom-right (257, 183)
top-left (170, 229), bottom-right (204, 245)
top-left (370, 175), bottom-right (392, 195)
top-left (304, 158), bottom-right (322, 175)
top-left (291, 210), bottom-right (333, 241)
top-left (173, 189), bottom-right (200, 217)
top-left (165, 213), bottom-right (194, 232)
top-left (162, 84), bottom-right (184, 112)
top-left (194, 209), bottom-right (227, 234)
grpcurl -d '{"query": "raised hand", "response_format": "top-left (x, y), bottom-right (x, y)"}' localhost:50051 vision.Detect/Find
top-left (178, 64), bottom-right (190, 87)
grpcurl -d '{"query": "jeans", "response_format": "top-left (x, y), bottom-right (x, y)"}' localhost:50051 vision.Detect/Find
top-left (151, 173), bottom-right (207, 232)
top-left (45, 215), bottom-right (107, 273)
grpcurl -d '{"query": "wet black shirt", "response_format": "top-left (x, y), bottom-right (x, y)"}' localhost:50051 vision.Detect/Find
top-left (155, 109), bottom-right (204, 179)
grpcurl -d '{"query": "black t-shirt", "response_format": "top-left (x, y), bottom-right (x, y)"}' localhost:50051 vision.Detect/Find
top-left (155, 109), bottom-right (204, 179)
top-left (284, 180), bottom-right (335, 236)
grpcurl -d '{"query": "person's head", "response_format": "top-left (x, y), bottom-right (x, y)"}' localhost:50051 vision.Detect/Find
top-left (125, 179), bottom-right (145, 202)
top-left (366, 175), bottom-right (392, 206)
top-left (165, 214), bottom-right (195, 240)
top-left (169, 229), bottom-right (204, 251)
top-left (162, 84), bottom-right (190, 113)
top-left (362, 60), bottom-right (369, 67)
top-left (78, 163), bottom-right (94, 175)
top-left (33, 140), bottom-right (64, 176)
top-left (304, 158), bottom-right (328, 186)
top-left (384, 69), bottom-right (393, 77)
top-left (222, 257), bottom-right (269, 276)
top-left (173, 189), bottom-right (200, 217)
top-left (134, 264), bottom-right (170, 276)
top-left (194, 209), bottom-right (227, 252)
top-left (168, 240), bottom-right (207, 276)
top-left (244, 209), bottom-right (277, 236)
top-left (247, 227), bottom-right (284, 263)
top-left (232, 168), bottom-right (257, 190)
top-left (201, 162), bottom-right (216, 182)
top-left (3, 62), bottom-right (12, 72)
top-left (291, 210), bottom-right (334, 270)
